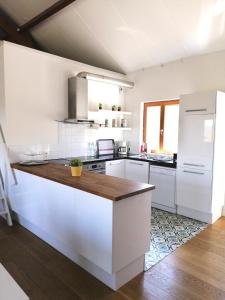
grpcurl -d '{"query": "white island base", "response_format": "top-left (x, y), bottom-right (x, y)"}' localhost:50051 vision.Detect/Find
top-left (0, 263), bottom-right (29, 300)
top-left (10, 170), bottom-right (152, 290)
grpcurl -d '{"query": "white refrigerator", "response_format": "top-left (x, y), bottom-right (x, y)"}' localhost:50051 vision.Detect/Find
top-left (176, 91), bottom-right (225, 223)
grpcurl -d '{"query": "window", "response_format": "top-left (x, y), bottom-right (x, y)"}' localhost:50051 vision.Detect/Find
top-left (143, 100), bottom-right (179, 153)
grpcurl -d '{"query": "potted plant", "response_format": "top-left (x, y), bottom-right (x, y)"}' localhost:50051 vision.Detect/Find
top-left (112, 105), bottom-right (116, 111)
top-left (69, 159), bottom-right (83, 177)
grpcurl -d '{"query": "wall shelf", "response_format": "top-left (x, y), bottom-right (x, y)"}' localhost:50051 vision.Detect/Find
top-left (102, 127), bottom-right (131, 130)
top-left (89, 126), bottom-right (131, 130)
top-left (89, 109), bottom-right (132, 115)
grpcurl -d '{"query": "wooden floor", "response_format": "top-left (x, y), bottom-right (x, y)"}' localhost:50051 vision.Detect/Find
top-left (1, 218), bottom-right (225, 300)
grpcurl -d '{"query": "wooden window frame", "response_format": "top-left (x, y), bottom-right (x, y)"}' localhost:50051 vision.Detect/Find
top-left (143, 100), bottom-right (179, 151)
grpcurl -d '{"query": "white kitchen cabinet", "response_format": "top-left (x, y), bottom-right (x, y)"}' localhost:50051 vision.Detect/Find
top-left (125, 160), bottom-right (149, 183)
top-left (0, 264), bottom-right (29, 300)
top-left (180, 91), bottom-right (216, 115)
top-left (150, 166), bottom-right (176, 213)
top-left (177, 114), bottom-right (215, 171)
top-left (176, 168), bottom-right (212, 213)
top-left (106, 160), bottom-right (125, 178)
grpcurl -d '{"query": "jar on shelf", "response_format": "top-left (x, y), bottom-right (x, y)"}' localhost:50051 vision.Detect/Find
top-left (121, 119), bottom-right (127, 127)
top-left (112, 119), bottom-right (117, 127)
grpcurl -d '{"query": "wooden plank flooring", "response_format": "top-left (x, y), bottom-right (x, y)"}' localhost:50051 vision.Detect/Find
top-left (0, 217), bottom-right (225, 300)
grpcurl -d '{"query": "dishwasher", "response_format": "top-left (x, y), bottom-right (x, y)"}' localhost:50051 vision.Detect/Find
top-left (149, 165), bottom-right (176, 213)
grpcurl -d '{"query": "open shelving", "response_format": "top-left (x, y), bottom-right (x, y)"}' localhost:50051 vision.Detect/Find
top-left (88, 109), bottom-right (132, 115)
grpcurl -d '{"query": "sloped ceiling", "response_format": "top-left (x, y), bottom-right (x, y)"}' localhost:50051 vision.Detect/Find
top-left (1, 0), bottom-right (225, 74)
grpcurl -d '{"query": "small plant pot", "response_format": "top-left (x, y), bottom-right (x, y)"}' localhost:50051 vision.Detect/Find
top-left (71, 166), bottom-right (82, 177)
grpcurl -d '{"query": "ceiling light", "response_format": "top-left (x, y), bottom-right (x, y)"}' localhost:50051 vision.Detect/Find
top-left (77, 72), bottom-right (134, 88)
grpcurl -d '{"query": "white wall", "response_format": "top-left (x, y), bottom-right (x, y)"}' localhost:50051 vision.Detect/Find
top-left (0, 41), bottom-right (126, 161)
top-left (124, 50), bottom-right (225, 152)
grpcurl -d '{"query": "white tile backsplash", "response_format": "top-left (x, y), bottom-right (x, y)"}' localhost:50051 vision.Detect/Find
top-left (9, 122), bottom-right (124, 162)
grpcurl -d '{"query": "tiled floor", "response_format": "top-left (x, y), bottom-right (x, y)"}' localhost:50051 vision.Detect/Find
top-left (145, 208), bottom-right (208, 270)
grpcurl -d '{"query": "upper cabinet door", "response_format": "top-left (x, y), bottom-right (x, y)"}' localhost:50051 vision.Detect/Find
top-left (180, 91), bottom-right (216, 115)
top-left (177, 114), bottom-right (215, 170)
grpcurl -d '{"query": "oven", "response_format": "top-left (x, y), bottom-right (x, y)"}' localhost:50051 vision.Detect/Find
top-left (83, 161), bottom-right (106, 174)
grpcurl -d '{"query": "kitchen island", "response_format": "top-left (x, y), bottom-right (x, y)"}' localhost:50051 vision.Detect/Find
top-left (10, 163), bottom-right (155, 290)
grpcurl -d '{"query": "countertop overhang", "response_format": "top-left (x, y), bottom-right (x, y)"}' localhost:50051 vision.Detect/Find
top-left (12, 163), bottom-right (155, 201)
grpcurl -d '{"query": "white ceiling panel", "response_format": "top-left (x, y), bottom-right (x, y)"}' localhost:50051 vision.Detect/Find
top-left (1, 0), bottom-right (225, 73)
top-left (31, 3), bottom-right (124, 73)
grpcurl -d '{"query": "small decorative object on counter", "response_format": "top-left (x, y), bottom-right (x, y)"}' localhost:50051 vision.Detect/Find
top-left (87, 142), bottom-right (92, 156)
top-left (87, 142), bottom-right (96, 156)
top-left (144, 143), bottom-right (147, 152)
top-left (99, 103), bottom-right (103, 110)
top-left (105, 119), bottom-right (109, 127)
top-left (112, 119), bottom-right (117, 127)
top-left (91, 142), bottom-right (96, 156)
top-left (69, 159), bottom-right (83, 177)
top-left (140, 142), bottom-right (147, 153)
top-left (118, 106), bottom-right (121, 111)
top-left (112, 105), bottom-right (116, 111)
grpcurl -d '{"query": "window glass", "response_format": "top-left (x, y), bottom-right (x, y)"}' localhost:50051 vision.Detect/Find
top-left (143, 100), bottom-right (179, 153)
top-left (163, 104), bottom-right (179, 153)
top-left (146, 106), bottom-right (161, 151)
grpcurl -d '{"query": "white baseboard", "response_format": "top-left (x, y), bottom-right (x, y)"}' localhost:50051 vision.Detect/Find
top-left (177, 206), bottom-right (213, 223)
top-left (14, 213), bottom-right (144, 290)
top-left (152, 202), bottom-right (176, 213)
top-left (177, 205), bottom-right (224, 223)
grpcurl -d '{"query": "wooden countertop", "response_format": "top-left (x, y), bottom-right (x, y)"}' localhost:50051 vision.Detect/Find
top-left (12, 163), bottom-right (155, 201)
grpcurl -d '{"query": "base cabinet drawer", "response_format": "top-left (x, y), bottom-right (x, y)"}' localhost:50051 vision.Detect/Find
top-left (176, 168), bottom-right (212, 213)
top-left (125, 160), bottom-right (149, 183)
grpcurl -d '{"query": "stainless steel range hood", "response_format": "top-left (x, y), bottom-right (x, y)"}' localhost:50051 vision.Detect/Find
top-left (64, 76), bottom-right (94, 124)
top-left (63, 72), bottom-right (134, 124)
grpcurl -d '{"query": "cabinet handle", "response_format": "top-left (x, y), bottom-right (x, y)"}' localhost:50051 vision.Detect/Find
top-left (183, 163), bottom-right (205, 167)
top-left (129, 162), bottom-right (144, 166)
top-left (185, 109), bottom-right (207, 112)
top-left (183, 170), bottom-right (204, 175)
top-left (111, 161), bottom-right (121, 165)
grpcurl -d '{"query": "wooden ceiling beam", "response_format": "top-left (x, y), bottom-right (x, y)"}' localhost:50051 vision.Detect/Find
top-left (19, 0), bottom-right (76, 32)
top-left (0, 13), bottom-right (37, 48)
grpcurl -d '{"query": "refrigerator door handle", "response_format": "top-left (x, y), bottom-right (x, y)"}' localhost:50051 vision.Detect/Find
top-left (185, 109), bottom-right (207, 112)
top-left (183, 170), bottom-right (204, 175)
top-left (183, 163), bottom-right (205, 167)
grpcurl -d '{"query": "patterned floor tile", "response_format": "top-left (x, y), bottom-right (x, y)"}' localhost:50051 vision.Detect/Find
top-left (144, 208), bottom-right (208, 271)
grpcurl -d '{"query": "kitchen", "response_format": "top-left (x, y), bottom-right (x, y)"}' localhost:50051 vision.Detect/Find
top-left (1, 1), bottom-right (225, 299)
